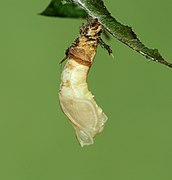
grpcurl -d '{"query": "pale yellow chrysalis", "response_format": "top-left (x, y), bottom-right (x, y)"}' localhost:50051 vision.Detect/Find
top-left (59, 59), bottom-right (107, 147)
top-left (59, 18), bottom-right (108, 147)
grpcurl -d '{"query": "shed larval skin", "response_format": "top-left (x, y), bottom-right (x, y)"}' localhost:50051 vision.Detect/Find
top-left (59, 19), bottom-right (108, 147)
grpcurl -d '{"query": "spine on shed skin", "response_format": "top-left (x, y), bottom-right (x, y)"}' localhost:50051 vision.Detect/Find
top-left (59, 18), bottom-right (108, 147)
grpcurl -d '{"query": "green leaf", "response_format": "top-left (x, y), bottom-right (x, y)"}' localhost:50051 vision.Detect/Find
top-left (41, 0), bottom-right (171, 68)
top-left (40, 0), bottom-right (87, 18)
top-left (40, 0), bottom-right (111, 40)
top-left (71, 0), bottom-right (172, 68)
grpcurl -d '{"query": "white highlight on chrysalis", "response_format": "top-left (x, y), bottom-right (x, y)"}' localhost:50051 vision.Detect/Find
top-left (59, 59), bottom-right (108, 147)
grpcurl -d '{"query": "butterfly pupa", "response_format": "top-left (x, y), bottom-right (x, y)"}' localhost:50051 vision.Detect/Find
top-left (59, 18), bottom-right (108, 147)
top-left (59, 59), bottom-right (107, 147)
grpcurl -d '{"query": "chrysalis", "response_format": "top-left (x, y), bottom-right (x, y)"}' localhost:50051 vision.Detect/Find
top-left (59, 18), bottom-right (108, 147)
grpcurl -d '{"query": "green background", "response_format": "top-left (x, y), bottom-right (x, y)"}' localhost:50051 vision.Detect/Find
top-left (0, 0), bottom-right (172, 179)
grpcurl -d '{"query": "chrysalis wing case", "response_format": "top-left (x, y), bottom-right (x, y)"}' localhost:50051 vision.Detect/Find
top-left (59, 18), bottom-right (108, 147)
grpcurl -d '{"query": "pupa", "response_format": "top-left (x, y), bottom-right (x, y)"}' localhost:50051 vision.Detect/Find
top-left (59, 18), bottom-right (108, 147)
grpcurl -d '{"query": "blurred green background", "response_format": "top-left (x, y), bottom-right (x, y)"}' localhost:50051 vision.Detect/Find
top-left (0, 0), bottom-right (172, 180)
